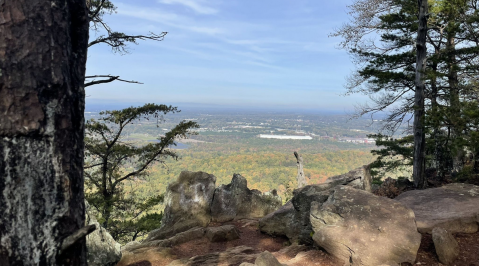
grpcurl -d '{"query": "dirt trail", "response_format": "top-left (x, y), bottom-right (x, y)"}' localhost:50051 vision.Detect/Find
top-left (117, 220), bottom-right (479, 266)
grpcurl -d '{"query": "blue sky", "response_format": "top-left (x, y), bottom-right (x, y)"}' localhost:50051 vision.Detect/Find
top-left (86, 0), bottom-right (367, 111)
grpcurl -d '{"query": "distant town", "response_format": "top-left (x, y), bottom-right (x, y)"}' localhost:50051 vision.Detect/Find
top-left (85, 109), bottom-right (386, 146)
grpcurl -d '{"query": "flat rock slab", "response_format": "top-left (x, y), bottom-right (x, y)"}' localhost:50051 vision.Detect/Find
top-left (130, 225), bottom-right (240, 252)
top-left (395, 183), bottom-right (479, 233)
top-left (167, 245), bottom-right (258, 266)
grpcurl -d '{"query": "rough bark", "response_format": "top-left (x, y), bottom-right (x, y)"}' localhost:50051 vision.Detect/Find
top-left (413, 0), bottom-right (428, 189)
top-left (0, 0), bottom-right (89, 265)
top-left (294, 151), bottom-right (307, 188)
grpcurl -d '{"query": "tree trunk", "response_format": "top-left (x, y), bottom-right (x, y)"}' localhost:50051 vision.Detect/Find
top-left (294, 151), bottom-right (307, 188)
top-left (413, 0), bottom-right (428, 188)
top-left (102, 192), bottom-right (114, 229)
top-left (446, 33), bottom-right (463, 174)
top-left (431, 58), bottom-right (446, 179)
top-left (362, 164), bottom-right (372, 192)
top-left (0, 1), bottom-right (89, 265)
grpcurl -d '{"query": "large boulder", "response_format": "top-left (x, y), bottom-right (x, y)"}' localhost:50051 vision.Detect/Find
top-left (211, 174), bottom-right (282, 222)
top-left (310, 186), bottom-right (421, 266)
top-left (260, 167), bottom-right (370, 244)
top-left (146, 171), bottom-right (216, 241)
top-left (85, 201), bottom-right (122, 266)
top-left (395, 183), bottom-right (479, 233)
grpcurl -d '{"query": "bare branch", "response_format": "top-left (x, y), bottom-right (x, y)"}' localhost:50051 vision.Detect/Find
top-left (85, 75), bottom-right (143, 87)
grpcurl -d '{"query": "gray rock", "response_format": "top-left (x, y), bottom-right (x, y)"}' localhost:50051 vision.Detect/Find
top-left (311, 186), bottom-right (421, 266)
top-left (432, 227), bottom-right (459, 265)
top-left (85, 201), bottom-right (122, 266)
top-left (206, 224), bottom-right (240, 242)
top-left (239, 263), bottom-right (256, 266)
top-left (395, 183), bottom-right (479, 233)
top-left (146, 171), bottom-right (216, 241)
top-left (211, 174), bottom-right (282, 222)
top-left (255, 251), bottom-right (284, 266)
top-left (260, 167), bottom-right (369, 244)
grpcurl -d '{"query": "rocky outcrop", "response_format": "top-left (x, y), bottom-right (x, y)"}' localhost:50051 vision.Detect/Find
top-left (85, 201), bottom-right (122, 266)
top-left (310, 186), bottom-right (421, 266)
top-left (432, 227), bottom-right (459, 265)
top-left (146, 171), bottom-right (216, 241)
top-left (259, 167), bottom-right (370, 244)
top-left (395, 183), bottom-right (479, 233)
top-left (147, 171), bottom-right (281, 243)
top-left (211, 174), bottom-right (282, 222)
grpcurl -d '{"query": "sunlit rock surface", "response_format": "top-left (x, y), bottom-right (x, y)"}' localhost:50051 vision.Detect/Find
top-left (259, 167), bottom-right (370, 244)
top-left (311, 186), bottom-right (421, 265)
top-left (147, 171), bottom-right (217, 242)
top-left (211, 174), bottom-right (282, 222)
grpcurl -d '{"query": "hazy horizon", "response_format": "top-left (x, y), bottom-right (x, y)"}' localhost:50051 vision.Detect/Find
top-left (85, 98), bottom-right (363, 116)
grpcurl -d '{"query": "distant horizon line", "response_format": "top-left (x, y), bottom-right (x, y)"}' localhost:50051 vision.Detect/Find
top-left (85, 99), bottom-right (361, 115)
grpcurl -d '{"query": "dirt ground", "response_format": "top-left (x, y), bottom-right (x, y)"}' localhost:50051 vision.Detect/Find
top-left (117, 220), bottom-right (479, 266)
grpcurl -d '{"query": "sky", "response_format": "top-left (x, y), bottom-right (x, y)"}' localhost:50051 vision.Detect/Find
top-left (86, 0), bottom-right (368, 112)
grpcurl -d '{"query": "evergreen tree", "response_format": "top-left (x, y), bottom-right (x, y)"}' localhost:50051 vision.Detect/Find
top-left (84, 104), bottom-right (199, 243)
top-left (334, 0), bottom-right (479, 183)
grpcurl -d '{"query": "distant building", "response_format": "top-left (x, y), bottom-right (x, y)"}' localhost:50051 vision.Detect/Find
top-left (259, 134), bottom-right (313, 140)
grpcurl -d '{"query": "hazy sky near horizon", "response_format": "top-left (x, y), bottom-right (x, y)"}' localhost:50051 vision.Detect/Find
top-left (86, 0), bottom-right (367, 111)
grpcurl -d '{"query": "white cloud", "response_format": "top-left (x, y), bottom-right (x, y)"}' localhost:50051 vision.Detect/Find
top-left (115, 3), bottom-right (222, 35)
top-left (158, 0), bottom-right (218, 15)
